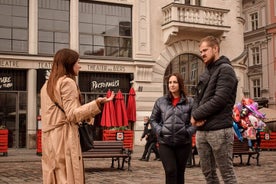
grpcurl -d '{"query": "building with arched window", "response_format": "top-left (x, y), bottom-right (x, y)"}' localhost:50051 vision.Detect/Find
top-left (0, 0), bottom-right (247, 148)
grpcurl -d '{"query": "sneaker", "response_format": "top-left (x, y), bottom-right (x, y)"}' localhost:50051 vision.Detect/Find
top-left (186, 163), bottom-right (192, 168)
top-left (139, 158), bottom-right (146, 161)
top-left (249, 147), bottom-right (254, 152)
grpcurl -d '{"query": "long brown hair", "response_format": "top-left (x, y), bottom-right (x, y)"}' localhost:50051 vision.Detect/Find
top-left (47, 48), bottom-right (79, 102)
top-left (167, 73), bottom-right (187, 100)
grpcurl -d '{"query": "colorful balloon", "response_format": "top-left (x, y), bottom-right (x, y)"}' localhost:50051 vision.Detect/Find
top-left (233, 122), bottom-right (243, 141)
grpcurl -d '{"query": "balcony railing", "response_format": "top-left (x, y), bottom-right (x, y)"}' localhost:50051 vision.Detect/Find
top-left (162, 3), bottom-right (230, 43)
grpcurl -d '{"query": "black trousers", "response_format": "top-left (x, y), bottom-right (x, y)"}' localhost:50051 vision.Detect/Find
top-left (141, 140), bottom-right (152, 159)
top-left (146, 141), bottom-right (160, 160)
top-left (159, 143), bottom-right (191, 184)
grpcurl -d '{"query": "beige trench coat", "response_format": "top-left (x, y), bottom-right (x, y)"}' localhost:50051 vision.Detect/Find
top-left (40, 76), bottom-right (101, 184)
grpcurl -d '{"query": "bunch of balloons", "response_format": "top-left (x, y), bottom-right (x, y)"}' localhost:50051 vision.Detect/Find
top-left (232, 98), bottom-right (266, 142)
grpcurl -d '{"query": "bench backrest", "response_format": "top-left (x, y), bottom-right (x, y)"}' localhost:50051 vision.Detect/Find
top-left (233, 139), bottom-right (250, 152)
top-left (90, 141), bottom-right (125, 153)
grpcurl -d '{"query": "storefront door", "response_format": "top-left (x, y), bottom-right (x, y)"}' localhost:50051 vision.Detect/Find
top-left (0, 92), bottom-right (27, 148)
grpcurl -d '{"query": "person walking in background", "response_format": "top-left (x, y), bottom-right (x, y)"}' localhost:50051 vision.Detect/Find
top-left (191, 35), bottom-right (238, 184)
top-left (139, 116), bottom-right (160, 161)
top-left (40, 48), bottom-right (114, 184)
top-left (150, 73), bottom-right (196, 184)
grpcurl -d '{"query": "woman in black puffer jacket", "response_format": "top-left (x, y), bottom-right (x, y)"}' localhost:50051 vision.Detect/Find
top-left (150, 73), bottom-right (196, 184)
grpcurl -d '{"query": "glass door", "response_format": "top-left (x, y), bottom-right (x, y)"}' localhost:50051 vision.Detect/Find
top-left (18, 92), bottom-right (27, 148)
top-left (0, 93), bottom-right (17, 148)
top-left (0, 92), bottom-right (26, 148)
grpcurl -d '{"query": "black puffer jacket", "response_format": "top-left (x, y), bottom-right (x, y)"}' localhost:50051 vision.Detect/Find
top-left (192, 56), bottom-right (238, 131)
top-left (150, 94), bottom-right (196, 146)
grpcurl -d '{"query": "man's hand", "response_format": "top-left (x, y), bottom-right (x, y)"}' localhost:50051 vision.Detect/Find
top-left (191, 116), bottom-right (206, 127)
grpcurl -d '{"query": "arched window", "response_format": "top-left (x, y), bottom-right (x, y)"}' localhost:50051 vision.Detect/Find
top-left (164, 53), bottom-right (204, 96)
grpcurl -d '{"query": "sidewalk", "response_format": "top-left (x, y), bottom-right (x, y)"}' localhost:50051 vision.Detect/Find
top-left (0, 146), bottom-right (276, 184)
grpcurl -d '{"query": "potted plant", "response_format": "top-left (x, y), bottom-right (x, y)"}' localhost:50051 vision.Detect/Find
top-left (0, 125), bottom-right (8, 156)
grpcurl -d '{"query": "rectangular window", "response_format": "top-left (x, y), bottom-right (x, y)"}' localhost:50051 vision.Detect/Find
top-left (38, 0), bottom-right (70, 55)
top-left (181, 66), bottom-right (186, 81)
top-left (190, 62), bottom-right (197, 81)
top-left (250, 12), bottom-right (258, 31)
top-left (195, 0), bottom-right (201, 5)
top-left (0, 0), bottom-right (28, 53)
top-left (174, 0), bottom-right (200, 5)
top-left (79, 1), bottom-right (132, 58)
top-left (253, 79), bottom-right (261, 98)
top-left (252, 47), bottom-right (260, 65)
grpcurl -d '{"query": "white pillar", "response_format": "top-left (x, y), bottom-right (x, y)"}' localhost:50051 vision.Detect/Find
top-left (70, 0), bottom-right (79, 51)
top-left (28, 0), bottom-right (38, 54)
top-left (27, 69), bottom-right (37, 148)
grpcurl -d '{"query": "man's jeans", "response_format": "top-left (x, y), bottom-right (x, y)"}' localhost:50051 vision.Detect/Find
top-left (196, 127), bottom-right (238, 184)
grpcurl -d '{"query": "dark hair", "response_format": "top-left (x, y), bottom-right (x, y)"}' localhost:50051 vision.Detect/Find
top-left (167, 73), bottom-right (187, 99)
top-left (47, 48), bottom-right (79, 102)
top-left (199, 35), bottom-right (220, 52)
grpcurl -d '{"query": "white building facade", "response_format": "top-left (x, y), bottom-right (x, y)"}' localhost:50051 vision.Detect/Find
top-left (242, 0), bottom-right (276, 109)
top-left (0, 0), bottom-right (246, 148)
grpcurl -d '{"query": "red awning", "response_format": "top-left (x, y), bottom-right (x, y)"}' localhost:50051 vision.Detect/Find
top-left (126, 87), bottom-right (136, 122)
top-left (114, 90), bottom-right (128, 127)
top-left (100, 90), bottom-right (117, 127)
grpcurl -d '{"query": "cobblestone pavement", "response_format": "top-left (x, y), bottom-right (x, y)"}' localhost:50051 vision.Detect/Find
top-left (0, 146), bottom-right (276, 184)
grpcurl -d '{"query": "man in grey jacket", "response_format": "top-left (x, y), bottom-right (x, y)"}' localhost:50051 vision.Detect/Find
top-left (191, 36), bottom-right (238, 184)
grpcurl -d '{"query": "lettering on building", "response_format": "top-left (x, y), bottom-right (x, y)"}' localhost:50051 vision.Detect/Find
top-left (38, 62), bottom-right (53, 69)
top-left (88, 64), bottom-right (125, 72)
top-left (0, 59), bottom-right (18, 68)
top-left (91, 80), bottom-right (120, 90)
top-left (0, 76), bottom-right (13, 89)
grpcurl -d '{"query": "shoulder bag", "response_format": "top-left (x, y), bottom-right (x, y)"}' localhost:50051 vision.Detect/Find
top-left (54, 102), bottom-right (94, 152)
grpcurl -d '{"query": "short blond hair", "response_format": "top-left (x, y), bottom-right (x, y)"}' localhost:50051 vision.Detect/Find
top-left (199, 35), bottom-right (220, 52)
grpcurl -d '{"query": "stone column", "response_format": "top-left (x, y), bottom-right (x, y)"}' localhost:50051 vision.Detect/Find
top-left (27, 69), bottom-right (37, 148)
top-left (70, 0), bottom-right (79, 51)
top-left (28, 0), bottom-right (38, 54)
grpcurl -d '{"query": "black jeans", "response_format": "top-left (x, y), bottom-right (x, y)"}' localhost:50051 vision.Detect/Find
top-left (159, 143), bottom-right (191, 184)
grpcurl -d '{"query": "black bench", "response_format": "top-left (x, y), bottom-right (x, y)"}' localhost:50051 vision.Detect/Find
top-left (233, 138), bottom-right (260, 166)
top-left (82, 140), bottom-right (131, 171)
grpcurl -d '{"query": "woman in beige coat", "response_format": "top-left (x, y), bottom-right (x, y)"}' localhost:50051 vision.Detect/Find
top-left (40, 48), bottom-right (114, 184)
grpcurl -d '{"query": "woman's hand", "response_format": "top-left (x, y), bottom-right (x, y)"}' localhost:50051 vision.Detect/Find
top-left (97, 91), bottom-right (115, 104)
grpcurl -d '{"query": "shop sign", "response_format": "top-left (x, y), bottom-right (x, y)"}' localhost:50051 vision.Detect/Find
top-left (0, 70), bottom-right (26, 91)
top-left (88, 64), bottom-right (125, 72)
top-left (264, 133), bottom-right (270, 140)
top-left (0, 76), bottom-right (13, 89)
top-left (91, 79), bottom-right (120, 90)
top-left (116, 132), bottom-right (124, 141)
